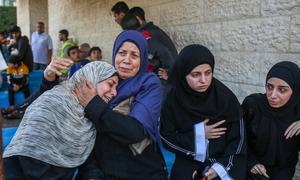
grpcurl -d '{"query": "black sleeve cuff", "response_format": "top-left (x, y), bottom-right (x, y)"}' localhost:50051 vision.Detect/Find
top-left (40, 76), bottom-right (59, 92)
top-left (84, 95), bottom-right (109, 124)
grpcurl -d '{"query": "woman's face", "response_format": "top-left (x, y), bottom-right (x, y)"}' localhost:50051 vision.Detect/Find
top-left (266, 77), bottom-right (293, 108)
top-left (186, 64), bottom-right (213, 93)
top-left (96, 75), bottom-right (119, 103)
top-left (114, 41), bottom-right (140, 79)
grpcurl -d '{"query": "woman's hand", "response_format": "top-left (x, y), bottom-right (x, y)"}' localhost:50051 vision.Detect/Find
top-left (251, 164), bottom-right (269, 178)
top-left (158, 68), bottom-right (168, 80)
top-left (204, 119), bottom-right (226, 139)
top-left (284, 120), bottom-right (300, 139)
top-left (204, 168), bottom-right (218, 180)
top-left (44, 57), bottom-right (73, 81)
top-left (12, 84), bottom-right (21, 92)
top-left (73, 78), bottom-right (97, 107)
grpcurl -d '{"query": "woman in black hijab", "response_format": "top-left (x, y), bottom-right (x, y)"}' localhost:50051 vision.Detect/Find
top-left (160, 44), bottom-right (246, 180)
top-left (243, 61), bottom-right (300, 180)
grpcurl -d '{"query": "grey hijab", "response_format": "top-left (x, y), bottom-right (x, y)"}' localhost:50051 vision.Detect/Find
top-left (4, 61), bottom-right (116, 168)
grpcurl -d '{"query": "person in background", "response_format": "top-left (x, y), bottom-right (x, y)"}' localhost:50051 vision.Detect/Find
top-left (243, 61), bottom-right (300, 180)
top-left (8, 25), bottom-right (33, 72)
top-left (0, 32), bottom-right (9, 61)
top-left (111, 1), bottom-right (129, 25)
top-left (160, 44), bottom-right (246, 180)
top-left (67, 46), bottom-right (90, 78)
top-left (79, 43), bottom-right (90, 60)
top-left (31, 22), bottom-right (53, 70)
top-left (88, 46), bottom-right (102, 61)
top-left (128, 7), bottom-right (178, 60)
top-left (59, 29), bottom-right (76, 58)
top-left (0, 31), bottom-right (9, 89)
top-left (2, 55), bottom-right (30, 114)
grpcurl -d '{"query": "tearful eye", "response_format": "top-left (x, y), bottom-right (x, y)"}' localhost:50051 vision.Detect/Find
top-left (279, 88), bottom-right (287, 94)
top-left (266, 84), bottom-right (273, 91)
top-left (118, 51), bottom-right (126, 56)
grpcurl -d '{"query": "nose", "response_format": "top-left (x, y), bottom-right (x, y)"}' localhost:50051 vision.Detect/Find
top-left (122, 54), bottom-right (131, 64)
top-left (111, 88), bottom-right (117, 97)
top-left (270, 89), bottom-right (277, 99)
top-left (199, 74), bottom-right (206, 84)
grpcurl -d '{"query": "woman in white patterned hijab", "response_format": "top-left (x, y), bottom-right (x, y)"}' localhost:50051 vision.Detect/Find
top-left (3, 61), bottom-right (118, 171)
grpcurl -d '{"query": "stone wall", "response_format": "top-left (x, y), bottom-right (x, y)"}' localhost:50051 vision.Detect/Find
top-left (46, 0), bottom-right (300, 100)
top-left (16, 0), bottom-right (48, 38)
top-left (16, 0), bottom-right (30, 36)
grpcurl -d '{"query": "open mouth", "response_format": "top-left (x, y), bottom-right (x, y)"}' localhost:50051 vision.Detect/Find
top-left (103, 96), bottom-right (111, 103)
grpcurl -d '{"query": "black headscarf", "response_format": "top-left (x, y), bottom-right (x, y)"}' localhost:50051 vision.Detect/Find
top-left (165, 44), bottom-right (242, 124)
top-left (243, 61), bottom-right (300, 166)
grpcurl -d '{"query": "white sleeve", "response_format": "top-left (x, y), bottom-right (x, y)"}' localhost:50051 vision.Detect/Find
top-left (194, 122), bottom-right (209, 162)
top-left (211, 162), bottom-right (232, 180)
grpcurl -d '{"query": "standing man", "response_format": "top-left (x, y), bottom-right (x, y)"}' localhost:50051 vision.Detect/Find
top-left (8, 25), bottom-right (33, 72)
top-left (129, 7), bottom-right (178, 60)
top-left (111, 1), bottom-right (129, 25)
top-left (31, 22), bottom-right (53, 70)
top-left (58, 29), bottom-right (76, 58)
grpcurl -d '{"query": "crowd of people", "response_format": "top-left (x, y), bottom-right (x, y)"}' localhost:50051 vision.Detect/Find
top-left (0, 1), bottom-right (300, 180)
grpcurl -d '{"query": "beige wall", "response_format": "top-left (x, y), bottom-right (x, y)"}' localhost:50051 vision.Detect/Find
top-left (45, 0), bottom-right (300, 101)
top-left (16, 0), bottom-right (30, 36)
top-left (16, 0), bottom-right (48, 39)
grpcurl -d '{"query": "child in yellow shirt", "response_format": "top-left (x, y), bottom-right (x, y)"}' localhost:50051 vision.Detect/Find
top-left (6, 55), bottom-right (30, 108)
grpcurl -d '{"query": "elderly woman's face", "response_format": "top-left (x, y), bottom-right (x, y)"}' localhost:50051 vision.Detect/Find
top-left (186, 64), bottom-right (213, 93)
top-left (266, 77), bottom-right (293, 108)
top-left (115, 41), bottom-right (140, 79)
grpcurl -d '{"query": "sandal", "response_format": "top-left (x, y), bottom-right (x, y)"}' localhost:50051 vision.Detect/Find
top-left (5, 110), bottom-right (24, 120)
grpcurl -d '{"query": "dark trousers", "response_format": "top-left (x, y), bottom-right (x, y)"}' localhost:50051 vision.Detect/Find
top-left (14, 89), bottom-right (41, 111)
top-left (4, 156), bottom-right (74, 180)
top-left (8, 84), bottom-right (30, 106)
top-left (33, 63), bottom-right (47, 70)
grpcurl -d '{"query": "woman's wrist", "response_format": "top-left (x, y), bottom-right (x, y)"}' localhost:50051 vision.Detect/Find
top-left (44, 68), bottom-right (56, 82)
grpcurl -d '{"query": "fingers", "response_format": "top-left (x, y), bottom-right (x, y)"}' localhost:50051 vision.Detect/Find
top-left (211, 127), bottom-right (227, 133)
top-left (251, 166), bottom-right (258, 174)
top-left (296, 128), bottom-right (300, 136)
top-left (211, 120), bottom-right (226, 128)
top-left (253, 165), bottom-right (260, 175)
top-left (258, 165), bottom-right (269, 178)
top-left (207, 128), bottom-right (227, 139)
top-left (285, 123), bottom-right (297, 139)
top-left (192, 170), bottom-right (197, 179)
top-left (52, 57), bottom-right (73, 66)
top-left (158, 68), bottom-right (167, 73)
top-left (284, 122), bottom-right (294, 137)
top-left (47, 57), bottom-right (73, 76)
top-left (251, 164), bottom-right (269, 178)
top-left (85, 80), bottom-right (94, 89)
top-left (204, 168), bottom-right (217, 180)
top-left (203, 118), bottom-right (209, 124)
